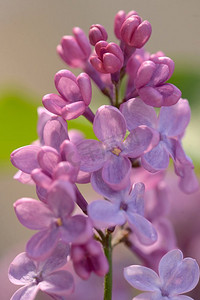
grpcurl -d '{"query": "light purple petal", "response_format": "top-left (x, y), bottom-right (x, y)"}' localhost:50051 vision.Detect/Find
top-left (133, 291), bottom-right (162, 300)
top-left (123, 126), bottom-right (158, 158)
top-left (102, 155), bottom-right (131, 190)
top-left (26, 228), bottom-right (59, 260)
top-left (126, 213), bottom-right (157, 245)
top-left (39, 270), bottom-right (74, 297)
top-left (77, 73), bottom-right (92, 106)
top-left (91, 169), bottom-right (127, 203)
top-left (41, 242), bottom-right (70, 275)
top-left (31, 168), bottom-right (52, 189)
top-left (76, 139), bottom-right (106, 172)
top-left (170, 296), bottom-right (194, 300)
top-left (127, 182), bottom-right (145, 215)
top-left (38, 146), bottom-right (60, 175)
top-left (158, 99), bottom-right (190, 137)
top-left (55, 70), bottom-right (81, 101)
top-left (61, 215), bottom-right (93, 244)
top-left (42, 93), bottom-right (67, 115)
top-left (124, 265), bottom-right (160, 291)
top-left (120, 97), bottom-right (157, 130)
top-left (14, 170), bottom-right (34, 184)
top-left (8, 252), bottom-right (36, 285)
top-left (14, 198), bottom-right (53, 230)
top-left (47, 180), bottom-right (75, 217)
top-left (93, 105), bottom-right (126, 143)
top-left (43, 117), bottom-right (69, 152)
top-left (88, 199), bottom-right (125, 228)
top-left (160, 250), bottom-right (200, 295)
top-left (11, 284), bottom-right (39, 300)
top-left (11, 145), bottom-right (40, 174)
top-left (61, 101), bottom-right (86, 120)
top-left (141, 142), bottom-right (169, 172)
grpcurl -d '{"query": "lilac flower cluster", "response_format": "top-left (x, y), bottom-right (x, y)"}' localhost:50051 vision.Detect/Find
top-left (9, 9), bottom-right (199, 300)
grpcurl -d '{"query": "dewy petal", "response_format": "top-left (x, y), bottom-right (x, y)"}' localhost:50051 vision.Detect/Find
top-left (11, 284), bottom-right (39, 300)
top-left (76, 139), bottom-right (106, 172)
top-left (39, 270), bottom-right (74, 296)
top-left (102, 155), bottom-right (131, 190)
top-left (124, 265), bottom-right (160, 291)
top-left (8, 252), bottom-right (36, 285)
top-left (120, 97), bottom-right (157, 131)
top-left (11, 145), bottom-right (40, 174)
top-left (93, 105), bottom-right (126, 143)
top-left (160, 251), bottom-right (200, 295)
top-left (158, 99), bottom-right (190, 137)
top-left (123, 126), bottom-right (157, 158)
top-left (126, 213), bottom-right (157, 245)
top-left (14, 198), bottom-right (53, 230)
top-left (26, 228), bottom-right (59, 260)
top-left (43, 117), bottom-right (69, 152)
top-left (88, 199), bottom-right (125, 228)
top-left (141, 142), bottom-right (169, 172)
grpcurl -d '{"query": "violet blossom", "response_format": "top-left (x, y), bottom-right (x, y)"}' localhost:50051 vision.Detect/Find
top-left (124, 249), bottom-right (200, 300)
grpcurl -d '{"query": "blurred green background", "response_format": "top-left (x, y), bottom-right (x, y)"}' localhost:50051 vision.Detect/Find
top-left (0, 0), bottom-right (200, 298)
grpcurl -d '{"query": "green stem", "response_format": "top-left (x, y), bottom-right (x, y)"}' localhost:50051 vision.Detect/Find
top-left (103, 231), bottom-right (112, 300)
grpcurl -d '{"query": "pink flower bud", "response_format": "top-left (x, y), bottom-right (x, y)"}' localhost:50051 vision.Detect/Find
top-left (57, 27), bottom-right (91, 68)
top-left (121, 15), bottom-right (152, 48)
top-left (89, 24), bottom-right (108, 46)
top-left (90, 41), bottom-right (124, 74)
top-left (114, 10), bottom-right (138, 40)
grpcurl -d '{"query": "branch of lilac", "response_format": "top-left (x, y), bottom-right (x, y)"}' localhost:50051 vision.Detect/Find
top-left (9, 9), bottom-right (200, 300)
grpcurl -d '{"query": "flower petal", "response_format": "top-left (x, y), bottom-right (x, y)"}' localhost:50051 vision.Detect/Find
top-left (141, 142), bottom-right (169, 172)
top-left (39, 270), bottom-right (74, 297)
top-left (124, 265), bottom-right (160, 291)
top-left (158, 99), bottom-right (190, 137)
top-left (102, 155), bottom-right (131, 190)
top-left (55, 70), bottom-right (81, 101)
top-left (76, 139), bottom-right (106, 172)
top-left (14, 198), bottom-right (53, 230)
top-left (133, 291), bottom-right (162, 300)
top-left (26, 228), bottom-right (59, 260)
top-left (93, 105), bottom-right (126, 143)
top-left (42, 93), bottom-right (67, 115)
top-left (120, 97), bottom-right (157, 131)
top-left (11, 284), bottom-right (39, 300)
top-left (61, 101), bottom-right (86, 120)
top-left (8, 252), bottom-right (36, 285)
top-left (11, 145), bottom-right (40, 174)
top-left (88, 199), bottom-right (125, 228)
top-left (38, 146), bottom-right (60, 175)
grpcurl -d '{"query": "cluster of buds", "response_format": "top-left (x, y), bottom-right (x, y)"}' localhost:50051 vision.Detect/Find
top-left (9, 9), bottom-right (199, 300)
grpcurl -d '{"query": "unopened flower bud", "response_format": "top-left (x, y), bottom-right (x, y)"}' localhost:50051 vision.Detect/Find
top-left (89, 24), bottom-right (108, 46)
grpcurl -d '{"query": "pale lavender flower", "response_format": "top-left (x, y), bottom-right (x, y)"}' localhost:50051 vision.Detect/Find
top-left (88, 170), bottom-right (157, 245)
top-left (71, 238), bottom-right (109, 280)
top-left (124, 249), bottom-right (199, 300)
top-left (120, 97), bottom-right (198, 193)
top-left (90, 41), bottom-right (124, 74)
top-left (43, 70), bottom-right (92, 121)
top-left (8, 242), bottom-right (74, 300)
top-left (76, 105), bottom-right (158, 190)
top-left (14, 180), bottom-right (93, 260)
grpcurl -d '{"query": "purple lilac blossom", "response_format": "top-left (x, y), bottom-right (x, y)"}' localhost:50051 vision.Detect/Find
top-left (89, 24), bottom-right (108, 46)
top-left (14, 180), bottom-right (93, 260)
top-left (88, 170), bottom-right (157, 245)
top-left (120, 97), bottom-right (198, 193)
top-left (124, 249), bottom-right (200, 300)
top-left (43, 70), bottom-right (92, 120)
top-left (76, 105), bottom-right (158, 190)
top-left (8, 242), bottom-right (74, 300)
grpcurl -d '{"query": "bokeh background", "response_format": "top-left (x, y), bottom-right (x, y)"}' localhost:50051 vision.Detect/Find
top-left (0, 0), bottom-right (200, 299)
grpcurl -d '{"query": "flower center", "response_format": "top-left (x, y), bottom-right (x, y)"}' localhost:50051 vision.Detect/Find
top-left (111, 147), bottom-right (121, 156)
top-left (56, 217), bottom-right (62, 227)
